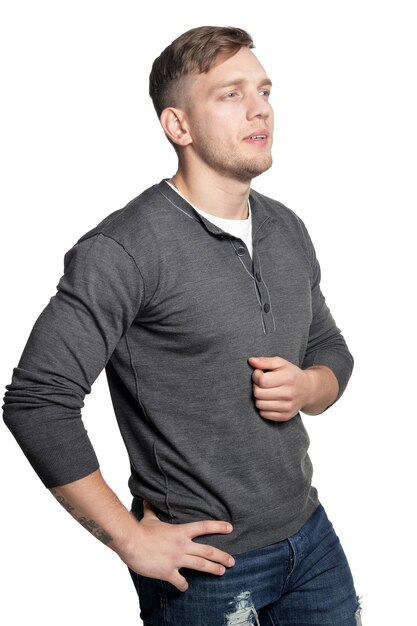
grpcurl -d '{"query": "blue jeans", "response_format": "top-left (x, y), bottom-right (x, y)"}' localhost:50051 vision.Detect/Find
top-left (129, 504), bottom-right (361, 625)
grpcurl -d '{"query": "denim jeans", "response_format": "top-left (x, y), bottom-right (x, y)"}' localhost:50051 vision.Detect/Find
top-left (129, 504), bottom-right (361, 625)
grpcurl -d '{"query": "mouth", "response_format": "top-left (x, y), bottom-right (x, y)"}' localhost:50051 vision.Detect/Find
top-left (243, 129), bottom-right (270, 143)
top-left (243, 128), bottom-right (271, 146)
top-left (249, 134), bottom-right (267, 140)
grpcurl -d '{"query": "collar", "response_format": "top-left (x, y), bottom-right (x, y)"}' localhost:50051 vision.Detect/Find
top-left (155, 179), bottom-right (272, 242)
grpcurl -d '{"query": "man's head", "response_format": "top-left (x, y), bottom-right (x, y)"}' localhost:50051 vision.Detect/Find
top-left (149, 26), bottom-right (254, 119)
top-left (150, 26), bottom-right (273, 183)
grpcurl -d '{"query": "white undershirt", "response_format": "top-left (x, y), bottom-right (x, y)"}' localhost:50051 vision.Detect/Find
top-left (166, 180), bottom-right (253, 257)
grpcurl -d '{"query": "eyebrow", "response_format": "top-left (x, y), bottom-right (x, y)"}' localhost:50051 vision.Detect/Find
top-left (210, 77), bottom-right (273, 92)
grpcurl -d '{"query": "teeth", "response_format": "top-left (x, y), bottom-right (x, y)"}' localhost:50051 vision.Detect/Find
top-left (250, 135), bottom-right (266, 139)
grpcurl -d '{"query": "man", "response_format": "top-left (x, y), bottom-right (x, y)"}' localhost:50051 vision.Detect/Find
top-left (3, 26), bottom-right (361, 625)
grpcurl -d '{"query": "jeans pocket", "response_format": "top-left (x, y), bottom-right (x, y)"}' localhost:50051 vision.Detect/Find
top-left (129, 569), bottom-right (166, 625)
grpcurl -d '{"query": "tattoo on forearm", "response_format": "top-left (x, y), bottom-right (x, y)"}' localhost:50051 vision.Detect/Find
top-left (51, 490), bottom-right (113, 546)
top-left (93, 527), bottom-right (113, 545)
top-left (78, 517), bottom-right (113, 545)
top-left (78, 516), bottom-right (98, 533)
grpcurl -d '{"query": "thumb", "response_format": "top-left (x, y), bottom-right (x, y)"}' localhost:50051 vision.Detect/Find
top-left (248, 356), bottom-right (286, 370)
top-left (142, 500), bottom-right (159, 520)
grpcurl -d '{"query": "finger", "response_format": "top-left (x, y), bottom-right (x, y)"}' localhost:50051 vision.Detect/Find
top-left (190, 543), bottom-right (235, 568)
top-left (186, 520), bottom-right (233, 539)
top-left (251, 369), bottom-right (282, 389)
top-left (181, 554), bottom-right (227, 576)
top-left (251, 368), bottom-right (264, 387)
top-left (258, 409), bottom-right (296, 422)
top-left (248, 356), bottom-right (287, 370)
top-left (253, 384), bottom-right (293, 401)
top-left (255, 400), bottom-right (293, 413)
top-left (170, 571), bottom-right (189, 592)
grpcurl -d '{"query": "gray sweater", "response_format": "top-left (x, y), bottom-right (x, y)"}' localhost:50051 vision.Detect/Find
top-left (3, 181), bottom-right (353, 554)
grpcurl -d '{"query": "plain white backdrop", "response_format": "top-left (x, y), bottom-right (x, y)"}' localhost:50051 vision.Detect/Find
top-left (1, 1), bottom-right (415, 624)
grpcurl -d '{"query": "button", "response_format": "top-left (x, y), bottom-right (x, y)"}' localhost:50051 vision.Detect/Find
top-left (256, 272), bottom-right (262, 282)
top-left (236, 246), bottom-right (246, 256)
top-left (263, 303), bottom-right (270, 313)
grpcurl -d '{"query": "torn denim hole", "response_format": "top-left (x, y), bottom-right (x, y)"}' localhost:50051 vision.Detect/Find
top-left (355, 595), bottom-right (363, 625)
top-left (224, 591), bottom-right (260, 626)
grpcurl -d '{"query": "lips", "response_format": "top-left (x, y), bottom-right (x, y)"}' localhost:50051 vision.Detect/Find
top-left (243, 128), bottom-right (270, 141)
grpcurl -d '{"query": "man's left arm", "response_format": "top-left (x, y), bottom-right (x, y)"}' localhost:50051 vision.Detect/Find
top-left (249, 220), bottom-right (353, 422)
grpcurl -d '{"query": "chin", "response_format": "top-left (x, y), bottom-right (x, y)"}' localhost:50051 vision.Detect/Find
top-left (237, 156), bottom-right (273, 182)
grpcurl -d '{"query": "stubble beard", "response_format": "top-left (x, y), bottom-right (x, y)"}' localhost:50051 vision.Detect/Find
top-left (194, 137), bottom-right (273, 183)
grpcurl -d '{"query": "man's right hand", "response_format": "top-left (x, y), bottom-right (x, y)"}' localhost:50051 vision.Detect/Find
top-left (50, 469), bottom-right (235, 593)
top-left (120, 501), bottom-right (235, 592)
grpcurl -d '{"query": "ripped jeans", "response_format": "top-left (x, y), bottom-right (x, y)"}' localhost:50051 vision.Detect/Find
top-left (129, 504), bottom-right (361, 626)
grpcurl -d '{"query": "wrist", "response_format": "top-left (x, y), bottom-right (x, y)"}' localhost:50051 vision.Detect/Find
top-left (108, 512), bottom-right (143, 561)
top-left (300, 365), bottom-right (338, 415)
top-left (301, 367), bottom-right (319, 413)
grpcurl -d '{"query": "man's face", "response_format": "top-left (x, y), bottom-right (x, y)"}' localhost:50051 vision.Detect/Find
top-left (182, 46), bottom-right (274, 183)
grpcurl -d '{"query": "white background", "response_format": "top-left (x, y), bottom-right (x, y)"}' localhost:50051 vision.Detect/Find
top-left (1, 1), bottom-right (415, 624)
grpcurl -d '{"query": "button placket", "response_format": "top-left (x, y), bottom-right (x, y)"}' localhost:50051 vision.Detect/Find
top-left (252, 253), bottom-right (275, 334)
top-left (230, 239), bottom-right (253, 276)
top-left (229, 237), bottom-right (275, 335)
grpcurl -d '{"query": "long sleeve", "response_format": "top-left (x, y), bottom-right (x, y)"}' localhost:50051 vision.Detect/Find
top-left (3, 233), bottom-right (144, 487)
top-left (300, 222), bottom-right (354, 400)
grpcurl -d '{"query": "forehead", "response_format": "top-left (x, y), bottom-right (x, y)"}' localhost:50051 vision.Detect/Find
top-left (190, 47), bottom-right (270, 92)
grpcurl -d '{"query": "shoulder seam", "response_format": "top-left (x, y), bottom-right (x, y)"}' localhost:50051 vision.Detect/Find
top-left (81, 232), bottom-right (147, 307)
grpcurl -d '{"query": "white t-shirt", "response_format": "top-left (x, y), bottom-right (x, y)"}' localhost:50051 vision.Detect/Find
top-left (166, 181), bottom-right (253, 257)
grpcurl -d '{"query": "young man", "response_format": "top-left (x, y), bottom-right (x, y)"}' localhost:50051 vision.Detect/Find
top-left (3, 26), bottom-right (361, 626)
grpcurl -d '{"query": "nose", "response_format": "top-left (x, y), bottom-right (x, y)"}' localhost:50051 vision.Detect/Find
top-left (246, 90), bottom-right (273, 121)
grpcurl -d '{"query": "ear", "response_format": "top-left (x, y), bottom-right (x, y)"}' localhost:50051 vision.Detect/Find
top-left (160, 107), bottom-right (192, 147)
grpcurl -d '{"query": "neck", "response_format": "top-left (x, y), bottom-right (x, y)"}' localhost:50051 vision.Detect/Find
top-left (171, 163), bottom-right (251, 220)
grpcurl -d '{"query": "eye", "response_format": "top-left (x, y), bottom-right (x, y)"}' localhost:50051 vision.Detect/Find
top-left (259, 89), bottom-right (271, 97)
top-left (225, 91), bottom-right (239, 99)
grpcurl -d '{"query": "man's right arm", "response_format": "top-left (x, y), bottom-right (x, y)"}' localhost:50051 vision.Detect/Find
top-left (50, 468), bottom-right (234, 592)
top-left (3, 233), bottom-right (234, 590)
top-left (3, 234), bottom-right (141, 487)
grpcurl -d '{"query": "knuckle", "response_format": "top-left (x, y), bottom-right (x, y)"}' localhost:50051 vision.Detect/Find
top-left (202, 545), bottom-right (215, 558)
top-left (197, 521), bottom-right (210, 535)
top-left (287, 372), bottom-right (296, 385)
top-left (253, 372), bottom-right (264, 387)
top-left (192, 556), bottom-right (206, 569)
top-left (161, 565), bottom-right (175, 581)
top-left (252, 372), bottom-right (261, 388)
top-left (175, 533), bottom-right (189, 549)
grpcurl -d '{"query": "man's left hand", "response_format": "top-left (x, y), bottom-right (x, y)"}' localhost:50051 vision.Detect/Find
top-left (248, 356), bottom-right (338, 421)
top-left (248, 356), bottom-right (311, 422)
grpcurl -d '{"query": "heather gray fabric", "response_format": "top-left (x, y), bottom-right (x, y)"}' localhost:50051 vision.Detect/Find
top-left (3, 180), bottom-right (353, 554)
